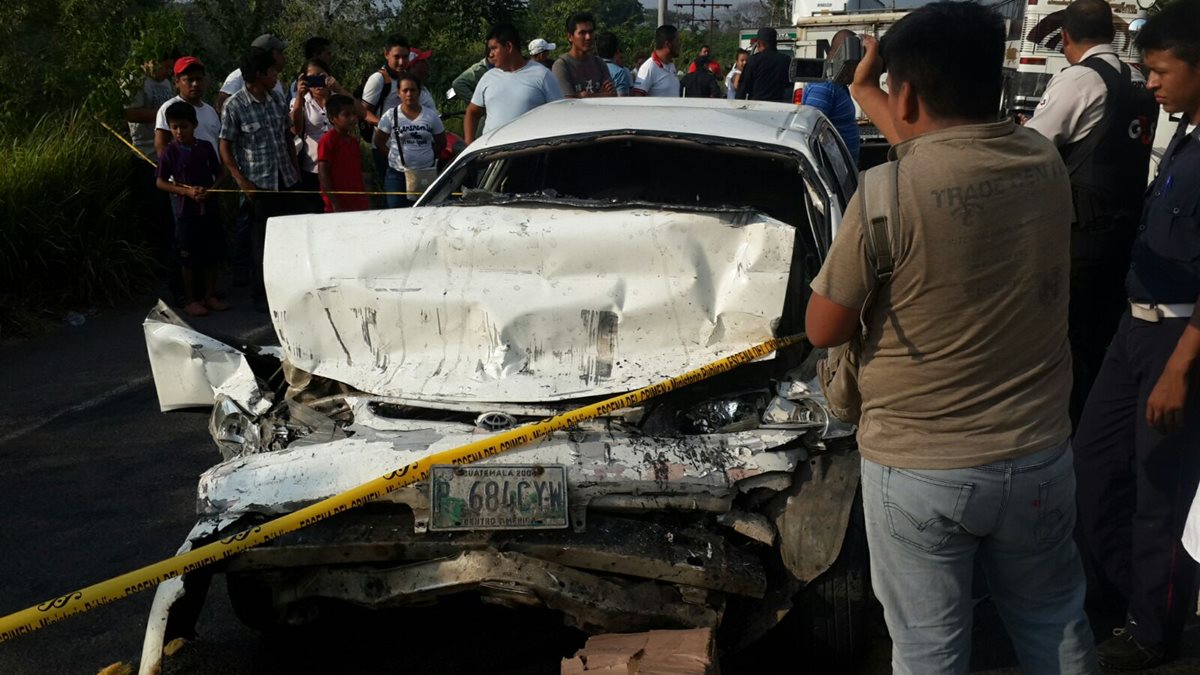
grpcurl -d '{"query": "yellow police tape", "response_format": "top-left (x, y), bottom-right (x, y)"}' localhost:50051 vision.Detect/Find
top-left (0, 334), bottom-right (804, 642)
top-left (98, 118), bottom-right (446, 198)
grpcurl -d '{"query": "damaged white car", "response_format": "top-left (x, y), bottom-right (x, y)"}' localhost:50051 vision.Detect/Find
top-left (139, 98), bottom-right (865, 672)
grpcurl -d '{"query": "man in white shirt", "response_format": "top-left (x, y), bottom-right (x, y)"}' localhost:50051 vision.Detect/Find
top-left (125, 56), bottom-right (175, 159)
top-left (1025, 0), bottom-right (1159, 431)
top-left (215, 34), bottom-right (287, 116)
top-left (361, 37), bottom-right (441, 125)
top-left (466, 23), bottom-right (564, 143)
top-left (154, 57), bottom-right (222, 157)
top-left (632, 25), bottom-right (681, 97)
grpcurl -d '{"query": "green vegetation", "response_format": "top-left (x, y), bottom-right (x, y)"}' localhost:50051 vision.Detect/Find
top-left (0, 114), bottom-right (156, 336)
top-left (0, 0), bottom-right (772, 336)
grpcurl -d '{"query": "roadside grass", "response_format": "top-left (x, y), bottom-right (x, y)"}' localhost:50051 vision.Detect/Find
top-left (0, 113), bottom-right (157, 338)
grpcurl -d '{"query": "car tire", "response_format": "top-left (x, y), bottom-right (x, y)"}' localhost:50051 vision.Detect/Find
top-left (794, 490), bottom-right (871, 662)
top-left (225, 571), bottom-right (284, 633)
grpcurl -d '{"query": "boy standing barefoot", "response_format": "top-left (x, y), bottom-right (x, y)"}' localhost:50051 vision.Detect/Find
top-left (156, 101), bottom-right (229, 317)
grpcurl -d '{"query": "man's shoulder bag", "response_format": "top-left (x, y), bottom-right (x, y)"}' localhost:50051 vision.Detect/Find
top-left (816, 159), bottom-right (901, 425)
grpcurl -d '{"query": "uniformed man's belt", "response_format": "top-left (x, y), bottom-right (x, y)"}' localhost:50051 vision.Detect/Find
top-left (1130, 301), bottom-right (1195, 322)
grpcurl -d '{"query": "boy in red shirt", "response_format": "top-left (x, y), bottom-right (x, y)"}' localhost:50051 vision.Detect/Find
top-left (317, 94), bottom-right (370, 212)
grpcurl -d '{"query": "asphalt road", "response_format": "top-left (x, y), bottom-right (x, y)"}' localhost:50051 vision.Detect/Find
top-left (0, 292), bottom-right (1197, 674)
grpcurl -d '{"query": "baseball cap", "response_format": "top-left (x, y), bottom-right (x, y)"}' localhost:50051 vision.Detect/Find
top-left (407, 48), bottom-right (433, 64)
top-left (173, 56), bottom-right (205, 76)
top-left (251, 34), bottom-right (287, 52)
top-left (528, 38), bottom-right (556, 56)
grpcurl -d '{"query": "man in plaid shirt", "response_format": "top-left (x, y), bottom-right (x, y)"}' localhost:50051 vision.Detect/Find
top-left (219, 47), bottom-right (300, 312)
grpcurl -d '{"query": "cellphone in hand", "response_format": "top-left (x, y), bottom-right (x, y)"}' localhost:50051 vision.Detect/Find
top-left (303, 74), bottom-right (327, 88)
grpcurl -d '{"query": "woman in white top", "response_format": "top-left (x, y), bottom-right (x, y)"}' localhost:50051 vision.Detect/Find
top-left (290, 59), bottom-right (354, 212)
top-left (373, 73), bottom-right (447, 208)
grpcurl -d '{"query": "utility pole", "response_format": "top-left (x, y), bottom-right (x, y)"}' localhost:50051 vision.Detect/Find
top-left (673, 0), bottom-right (733, 32)
top-left (658, 0), bottom-right (667, 26)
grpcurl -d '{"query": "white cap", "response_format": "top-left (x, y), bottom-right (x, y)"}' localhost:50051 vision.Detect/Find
top-left (528, 38), bottom-right (556, 55)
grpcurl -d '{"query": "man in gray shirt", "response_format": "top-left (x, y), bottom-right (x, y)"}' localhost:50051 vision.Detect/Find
top-left (551, 12), bottom-right (615, 98)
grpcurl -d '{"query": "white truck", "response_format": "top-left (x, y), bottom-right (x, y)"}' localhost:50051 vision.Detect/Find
top-left (782, 0), bottom-right (1170, 171)
top-left (788, 0), bottom-right (916, 166)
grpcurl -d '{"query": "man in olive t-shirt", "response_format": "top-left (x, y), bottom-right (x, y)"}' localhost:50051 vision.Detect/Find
top-left (805, 4), bottom-right (1096, 673)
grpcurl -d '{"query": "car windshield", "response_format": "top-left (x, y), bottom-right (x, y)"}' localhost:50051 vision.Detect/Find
top-left (423, 134), bottom-right (815, 227)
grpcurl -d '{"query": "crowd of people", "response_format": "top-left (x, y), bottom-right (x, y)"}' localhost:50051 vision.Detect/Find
top-left (125, 13), bottom-right (794, 318)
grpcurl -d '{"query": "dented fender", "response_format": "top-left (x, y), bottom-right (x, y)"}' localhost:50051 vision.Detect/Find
top-left (776, 447), bottom-right (861, 584)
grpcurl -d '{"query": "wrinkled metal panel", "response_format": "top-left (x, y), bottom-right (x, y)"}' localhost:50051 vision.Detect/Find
top-left (142, 301), bottom-right (270, 414)
top-left (264, 205), bottom-right (794, 403)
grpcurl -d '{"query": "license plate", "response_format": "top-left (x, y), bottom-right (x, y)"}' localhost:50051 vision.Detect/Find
top-left (428, 464), bottom-right (569, 531)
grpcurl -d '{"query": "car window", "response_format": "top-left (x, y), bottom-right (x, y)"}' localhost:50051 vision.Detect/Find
top-left (811, 123), bottom-right (856, 209)
top-left (424, 136), bottom-right (815, 229)
top-left (802, 171), bottom-right (831, 258)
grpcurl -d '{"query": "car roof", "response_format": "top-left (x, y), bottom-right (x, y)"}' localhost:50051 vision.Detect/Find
top-left (468, 98), bottom-right (828, 157)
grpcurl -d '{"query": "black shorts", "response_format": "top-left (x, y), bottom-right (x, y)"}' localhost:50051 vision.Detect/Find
top-left (174, 211), bottom-right (227, 268)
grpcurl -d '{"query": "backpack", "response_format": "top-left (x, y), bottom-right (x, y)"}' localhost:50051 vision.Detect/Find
top-left (354, 67), bottom-right (394, 143)
top-left (815, 160), bottom-right (900, 424)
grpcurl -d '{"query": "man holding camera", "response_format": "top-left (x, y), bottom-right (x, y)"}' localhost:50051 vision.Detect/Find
top-left (801, 29), bottom-right (861, 164)
top-left (805, 3), bottom-right (1095, 672)
top-left (1025, 0), bottom-right (1158, 431)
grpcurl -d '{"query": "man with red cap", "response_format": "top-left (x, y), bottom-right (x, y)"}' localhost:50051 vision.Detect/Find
top-left (154, 57), bottom-right (222, 157)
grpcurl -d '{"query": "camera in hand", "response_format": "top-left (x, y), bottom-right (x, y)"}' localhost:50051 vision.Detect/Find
top-left (827, 35), bottom-right (863, 85)
top-left (789, 35), bottom-right (864, 85)
top-left (303, 74), bottom-right (327, 87)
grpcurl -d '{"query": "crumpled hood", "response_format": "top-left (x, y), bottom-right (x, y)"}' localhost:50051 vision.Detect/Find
top-left (264, 205), bottom-right (795, 404)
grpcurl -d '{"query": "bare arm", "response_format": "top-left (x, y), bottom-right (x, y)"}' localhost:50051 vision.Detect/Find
top-left (124, 107), bottom-right (156, 124)
top-left (154, 129), bottom-right (171, 159)
top-left (214, 91), bottom-right (231, 117)
top-left (849, 35), bottom-right (901, 146)
top-left (804, 292), bottom-right (860, 348)
top-left (373, 128), bottom-right (389, 157)
top-left (219, 138), bottom-right (256, 198)
top-left (464, 103), bottom-right (484, 145)
top-left (317, 160), bottom-right (338, 212)
top-left (290, 83), bottom-right (308, 136)
top-left (156, 176), bottom-right (204, 202)
top-left (1147, 311), bottom-right (1200, 434)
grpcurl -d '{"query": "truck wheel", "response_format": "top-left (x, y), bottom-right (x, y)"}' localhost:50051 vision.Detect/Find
top-left (795, 491), bottom-right (871, 662)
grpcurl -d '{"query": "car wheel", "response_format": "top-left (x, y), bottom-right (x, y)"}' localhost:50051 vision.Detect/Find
top-left (226, 571), bottom-right (322, 634)
top-left (794, 490), bottom-right (871, 662)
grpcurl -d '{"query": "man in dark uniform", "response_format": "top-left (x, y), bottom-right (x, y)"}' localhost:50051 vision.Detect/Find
top-left (1073, 0), bottom-right (1200, 668)
top-left (736, 27), bottom-right (792, 102)
top-left (1026, 0), bottom-right (1158, 430)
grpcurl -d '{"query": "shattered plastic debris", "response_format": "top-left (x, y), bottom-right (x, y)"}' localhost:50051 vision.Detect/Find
top-left (762, 396), bottom-right (823, 427)
top-left (777, 377), bottom-right (813, 400)
top-left (680, 398), bottom-right (762, 434)
top-left (209, 395), bottom-right (263, 460)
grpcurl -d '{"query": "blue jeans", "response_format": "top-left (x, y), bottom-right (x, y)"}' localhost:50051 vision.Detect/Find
top-left (862, 440), bottom-right (1097, 675)
top-left (383, 166), bottom-right (413, 209)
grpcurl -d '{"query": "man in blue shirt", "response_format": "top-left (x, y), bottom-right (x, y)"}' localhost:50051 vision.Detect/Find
top-left (1072, 0), bottom-right (1200, 669)
top-left (801, 30), bottom-right (861, 164)
top-left (597, 31), bottom-right (632, 96)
